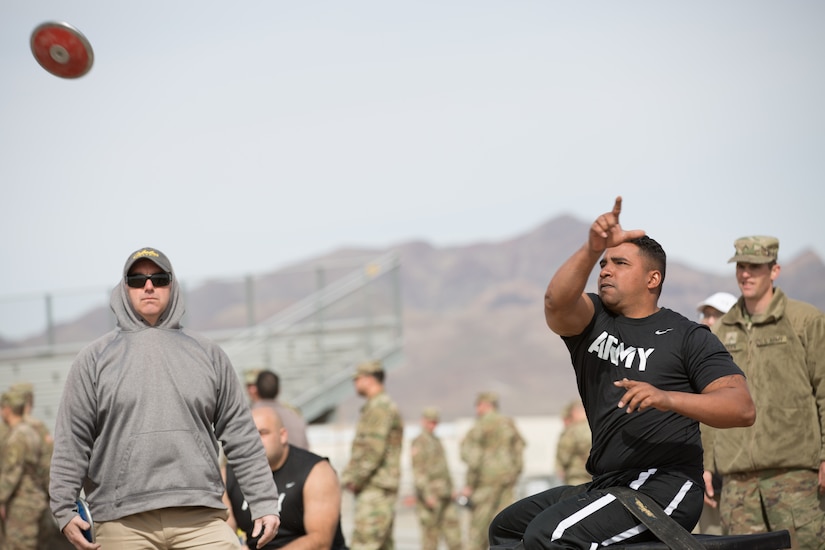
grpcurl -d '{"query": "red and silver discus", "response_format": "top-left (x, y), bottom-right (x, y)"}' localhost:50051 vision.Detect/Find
top-left (30, 21), bottom-right (94, 79)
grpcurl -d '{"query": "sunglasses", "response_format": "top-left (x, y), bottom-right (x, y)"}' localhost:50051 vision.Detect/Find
top-left (125, 273), bottom-right (172, 288)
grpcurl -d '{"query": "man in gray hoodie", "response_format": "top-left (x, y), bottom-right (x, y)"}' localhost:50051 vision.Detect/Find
top-left (50, 247), bottom-right (280, 550)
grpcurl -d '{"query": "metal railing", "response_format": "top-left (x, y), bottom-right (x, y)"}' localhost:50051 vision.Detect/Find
top-left (0, 252), bottom-right (403, 429)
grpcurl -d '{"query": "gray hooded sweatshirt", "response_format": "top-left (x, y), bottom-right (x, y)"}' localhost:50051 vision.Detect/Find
top-left (49, 254), bottom-right (278, 530)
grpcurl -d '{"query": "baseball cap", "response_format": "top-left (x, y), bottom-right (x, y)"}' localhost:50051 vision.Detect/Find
top-left (728, 236), bottom-right (779, 264)
top-left (476, 391), bottom-right (499, 406)
top-left (421, 406), bottom-right (440, 422)
top-left (123, 247), bottom-right (173, 275)
top-left (1, 390), bottom-right (27, 409)
top-left (696, 292), bottom-right (738, 315)
top-left (9, 381), bottom-right (34, 399)
top-left (353, 360), bottom-right (383, 379)
top-left (243, 369), bottom-right (261, 385)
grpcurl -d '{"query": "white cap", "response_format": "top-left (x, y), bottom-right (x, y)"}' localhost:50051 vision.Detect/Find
top-left (696, 292), bottom-right (738, 314)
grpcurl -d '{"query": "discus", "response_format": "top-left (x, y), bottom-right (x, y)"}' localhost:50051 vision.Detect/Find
top-left (76, 498), bottom-right (95, 543)
top-left (30, 21), bottom-right (94, 78)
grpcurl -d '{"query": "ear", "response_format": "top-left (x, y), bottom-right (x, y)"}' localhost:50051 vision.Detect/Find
top-left (770, 263), bottom-right (781, 282)
top-left (647, 270), bottom-right (662, 290)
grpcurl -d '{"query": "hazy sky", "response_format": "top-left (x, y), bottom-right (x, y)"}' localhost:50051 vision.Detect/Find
top-left (2, 1), bottom-right (824, 332)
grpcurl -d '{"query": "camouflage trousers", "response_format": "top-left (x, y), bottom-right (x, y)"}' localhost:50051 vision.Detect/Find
top-left (414, 496), bottom-right (462, 550)
top-left (2, 493), bottom-right (48, 550)
top-left (351, 486), bottom-right (398, 550)
top-left (721, 468), bottom-right (825, 550)
top-left (467, 483), bottom-right (515, 550)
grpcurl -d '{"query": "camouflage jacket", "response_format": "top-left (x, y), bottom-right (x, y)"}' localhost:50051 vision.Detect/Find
top-left (411, 430), bottom-right (453, 503)
top-left (25, 415), bottom-right (54, 491)
top-left (0, 421), bottom-right (48, 505)
top-left (341, 391), bottom-right (404, 492)
top-left (704, 288), bottom-right (825, 474)
top-left (460, 410), bottom-right (525, 489)
top-left (555, 420), bottom-right (592, 485)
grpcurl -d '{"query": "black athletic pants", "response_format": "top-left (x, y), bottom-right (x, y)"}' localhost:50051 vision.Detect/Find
top-left (489, 469), bottom-right (703, 549)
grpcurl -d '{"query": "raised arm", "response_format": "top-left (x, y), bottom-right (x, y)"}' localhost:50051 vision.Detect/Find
top-left (545, 196), bottom-right (645, 336)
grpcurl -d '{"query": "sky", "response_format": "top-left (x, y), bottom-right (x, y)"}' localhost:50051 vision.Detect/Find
top-left (2, 1), bottom-right (824, 337)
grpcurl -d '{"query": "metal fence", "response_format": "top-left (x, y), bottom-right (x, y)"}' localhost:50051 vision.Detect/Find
top-left (0, 252), bottom-right (404, 430)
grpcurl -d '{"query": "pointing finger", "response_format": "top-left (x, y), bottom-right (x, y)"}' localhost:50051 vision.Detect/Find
top-left (612, 196), bottom-right (623, 219)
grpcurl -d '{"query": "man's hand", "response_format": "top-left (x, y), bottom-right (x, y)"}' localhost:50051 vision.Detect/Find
top-left (702, 470), bottom-right (718, 508)
top-left (63, 515), bottom-right (101, 550)
top-left (819, 461), bottom-right (825, 495)
top-left (614, 378), bottom-right (673, 414)
top-left (589, 196), bottom-right (646, 254)
top-left (249, 514), bottom-right (280, 549)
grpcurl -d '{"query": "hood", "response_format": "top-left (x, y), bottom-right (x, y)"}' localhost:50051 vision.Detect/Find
top-left (110, 269), bottom-right (185, 331)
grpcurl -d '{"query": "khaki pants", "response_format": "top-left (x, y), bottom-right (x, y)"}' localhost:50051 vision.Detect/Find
top-left (96, 506), bottom-right (240, 549)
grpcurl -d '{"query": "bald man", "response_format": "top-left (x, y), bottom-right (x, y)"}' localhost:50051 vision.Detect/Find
top-left (224, 407), bottom-right (348, 549)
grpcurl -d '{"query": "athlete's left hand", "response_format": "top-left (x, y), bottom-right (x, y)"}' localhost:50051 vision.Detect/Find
top-left (614, 378), bottom-right (672, 414)
top-left (818, 461), bottom-right (825, 495)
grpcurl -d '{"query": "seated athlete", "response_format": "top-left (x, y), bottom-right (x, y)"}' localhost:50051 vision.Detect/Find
top-left (488, 197), bottom-right (756, 549)
top-left (224, 407), bottom-right (348, 549)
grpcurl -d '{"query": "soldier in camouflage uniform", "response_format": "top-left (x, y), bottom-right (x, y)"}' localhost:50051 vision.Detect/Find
top-left (8, 382), bottom-right (69, 549)
top-left (702, 236), bottom-right (825, 549)
top-left (0, 389), bottom-right (48, 550)
top-left (460, 392), bottom-right (525, 550)
top-left (341, 360), bottom-right (404, 550)
top-left (0, 412), bottom-right (8, 547)
top-left (554, 399), bottom-right (592, 486)
top-left (410, 407), bottom-right (462, 550)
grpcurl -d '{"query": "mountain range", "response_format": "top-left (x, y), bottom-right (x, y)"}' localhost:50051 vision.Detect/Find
top-left (6, 215), bottom-right (825, 422)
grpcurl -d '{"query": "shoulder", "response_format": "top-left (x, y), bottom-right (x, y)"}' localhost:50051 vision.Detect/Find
top-left (289, 444), bottom-right (324, 464)
top-left (657, 307), bottom-right (698, 328)
top-left (7, 423), bottom-right (39, 449)
top-left (305, 455), bottom-right (339, 488)
top-left (179, 329), bottom-right (227, 355)
top-left (75, 329), bottom-right (120, 362)
top-left (783, 295), bottom-right (824, 322)
top-left (371, 392), bottom-right (401, 414)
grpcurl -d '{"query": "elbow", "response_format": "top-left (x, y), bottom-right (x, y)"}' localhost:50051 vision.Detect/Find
top-left (726, 397), bottom-right (756, 428)
top-left (738, 386), bottom-right (756, 427)
top-left (740, 401), bottom-right (756, 427)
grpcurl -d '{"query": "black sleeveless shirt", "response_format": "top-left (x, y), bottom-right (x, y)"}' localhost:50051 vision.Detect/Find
top-left (226, 444), bottom-right (348, 549)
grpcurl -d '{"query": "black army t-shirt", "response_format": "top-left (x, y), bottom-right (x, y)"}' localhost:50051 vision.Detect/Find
top-left (562, 294), bottom-right (744, 484)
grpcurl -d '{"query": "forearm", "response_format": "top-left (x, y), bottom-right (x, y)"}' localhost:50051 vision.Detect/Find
top-left (668, 386), bottom-right (755, 428)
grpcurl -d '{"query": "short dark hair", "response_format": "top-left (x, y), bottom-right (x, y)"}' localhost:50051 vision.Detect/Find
top-left (629, 236), bottom-right (666, 294)
top-left (256, 370), bottom-right (280, 400)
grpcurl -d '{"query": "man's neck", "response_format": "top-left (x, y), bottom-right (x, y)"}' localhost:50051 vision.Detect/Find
top-left (5, 415), bottom-right (22, 429)
top-left (745, 287), bottom-right (774, 316)
top-left (272, 444), bottom-right (290, 472)
top-left (364, 385), bottom-right (384, 399)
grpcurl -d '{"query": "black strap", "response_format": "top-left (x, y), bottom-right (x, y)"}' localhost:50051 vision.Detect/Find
top-left (608, 487), bottom-right (703, 550)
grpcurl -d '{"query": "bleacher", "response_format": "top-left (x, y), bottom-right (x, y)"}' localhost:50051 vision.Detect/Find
top-left (0, 252), bottom-right (404, 430)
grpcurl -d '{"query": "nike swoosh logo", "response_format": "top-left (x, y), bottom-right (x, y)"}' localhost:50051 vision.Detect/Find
top-left (285, 482), bottom-right (296, 489)
top-left (655, 329), bottom-right (674, 335)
